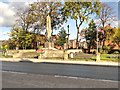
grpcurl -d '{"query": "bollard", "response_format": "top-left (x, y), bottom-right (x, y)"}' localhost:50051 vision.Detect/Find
top-left (70, 53), bottom-right (74, 58)
top-left (64, 51), bottom-right (68, 60)
top-left (96, 53), bottom-right (100, 61)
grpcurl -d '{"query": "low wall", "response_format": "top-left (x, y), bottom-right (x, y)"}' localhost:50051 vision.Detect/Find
top-left (6, 50), bottom-right (36, 56)
top-left (12, 49), bottom-right (64, 59)
top-left (43, 50), bottom-right (64, 58)
top-left (18, 49), bottom-right (36, 52)
top-left (66, 49), bottom-right (82, 54)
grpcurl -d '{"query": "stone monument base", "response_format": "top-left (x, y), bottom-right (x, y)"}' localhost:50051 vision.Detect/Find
top-left (40, 49), bottom-right (64, 59)
top-left (44, 41), bottom-right (54, 49)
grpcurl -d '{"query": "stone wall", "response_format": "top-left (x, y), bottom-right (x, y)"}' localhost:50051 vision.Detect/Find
top-left (18, 50), bottom-right (36, 52)
top-left (7, 50), bottom-right (36, 58)
top-left (43, 50), bottom-right (64, 58)
top-left (67, 49), bottom-right (82, 54)
top-left (8, 49), bottom-right (64, 59)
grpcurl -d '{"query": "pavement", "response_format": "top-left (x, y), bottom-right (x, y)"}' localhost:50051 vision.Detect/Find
top-left (0, 58), bottom-right (119, 67)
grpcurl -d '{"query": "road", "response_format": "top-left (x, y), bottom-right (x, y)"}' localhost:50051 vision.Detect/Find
top-left (1, 61), bottom-right (119, 81)
top-left (2, 71), bottom-right (118, 88)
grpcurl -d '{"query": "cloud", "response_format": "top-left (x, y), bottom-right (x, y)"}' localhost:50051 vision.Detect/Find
top-left (7, 0), bottom-right (37, 2)
top-left (0, 17), bottom-right (4, 24)
top-left (100, 0), bottom-right (119, 2)
top-left (0, 2), bottom-right (16, 27)
top-left (111, 20), bottom-right (119, 27)
top-left (0, 1), bottom-right (31, 27)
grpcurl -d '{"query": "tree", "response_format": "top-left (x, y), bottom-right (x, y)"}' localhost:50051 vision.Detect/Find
top-left (5, 39), bottom-right (16, 50)
top-left (15, 7), bottom-right (34, 32)
top-left (97, 3), bottom-right (116, 28)
top-left (56, 28), bottom-right (67, 47)
top-left (113, 28), bottom-right (120, 48)
top-left (85, 20), bottom-right (97, 53)
top-left (61, 2), bottom-right (101, 48)
top-left (1, 43), bottom-right (9, 56)
top-left (29, 2), bottom-right (64, 34)
top-left (10, 6), bottom-right (36, 49)
top-left (104, 24), bottom-right (116, 41)
top-left (96, 3), bottom-right (116, 49)
top-left (11, 2), bottom-right (65, 49)
top-left (10, 25), bottom-right (32, 49)
top-left (29, 2), bottom-right (65, 48)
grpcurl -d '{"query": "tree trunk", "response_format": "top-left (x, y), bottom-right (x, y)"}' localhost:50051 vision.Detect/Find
top-left (76, 20), bottom-right (79, 49)
top-left (75, 20), bottom-right (82, 49)
top-left (76, 27), bottom-right (79, 49)
top-left (102, 39), bottom-right (106, 53)
top-left (88, 45), bottom-right (91, 53)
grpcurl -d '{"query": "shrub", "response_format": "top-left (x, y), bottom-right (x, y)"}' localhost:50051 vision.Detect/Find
top-left (104, 46), bottom-right (111, 54)
top-left (113, 51), bottom-right (119, 54)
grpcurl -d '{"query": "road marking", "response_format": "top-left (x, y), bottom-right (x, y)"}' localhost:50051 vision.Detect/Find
top-left (2, 71), bottom-right (28, 75)
top-left (54, 75), bottom-right (118, 83)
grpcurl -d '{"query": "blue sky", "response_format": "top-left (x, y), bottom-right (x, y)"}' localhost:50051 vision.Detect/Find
top-left (0, 1), bottom-right (119, 40)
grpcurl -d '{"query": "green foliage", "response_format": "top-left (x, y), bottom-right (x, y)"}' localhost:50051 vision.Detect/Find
top-left (62, 2), bottom-right (101, 23)
top-left (10, 2), bottom-right (66, 49)
top-left (113, 51), bottom-right (119, 54)
top-left (85, 20), bottom-right (97, 53)
top-left (29, 2), bottom-right (64, 31)
top-left (113, 28), bottom-right (120, 47)
top-left (104, 46), bottom-right (111, 54)
top-left (61, 2), bottom-right (101, 46)
top-left (10, 26), bottom-right (33, 49)
top-left (56, 28), bottom-right (67, 47)
top-left (1, 45), bottom-right (8, 50)
top-left (100, 54), bottom-right (119, 62)
top-left (37, 46), bottom-right (43, 49)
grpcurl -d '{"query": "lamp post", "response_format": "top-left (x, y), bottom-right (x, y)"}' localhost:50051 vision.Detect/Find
top-left (67, 25), bottom-right (70, 49)
top-left (96, 27), bottom-right (100, 61)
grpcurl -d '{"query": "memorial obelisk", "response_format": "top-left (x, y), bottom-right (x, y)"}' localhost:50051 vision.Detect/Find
top-left (46, 15), bottom-right (52, 49)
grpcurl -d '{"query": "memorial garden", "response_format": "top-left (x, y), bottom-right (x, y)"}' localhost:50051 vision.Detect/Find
top-left (0, 2), bottom-right (119, 62)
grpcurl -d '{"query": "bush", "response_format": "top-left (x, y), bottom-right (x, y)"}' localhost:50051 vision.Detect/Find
top-left (37, 46), bottom-right (43, 49)
top-left (104, 46), bottom-right (111, 54)
top-left (113, 51), bottom-right (119, 54)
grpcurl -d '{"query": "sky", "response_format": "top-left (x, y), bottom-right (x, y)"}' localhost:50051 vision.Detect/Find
top-left (0, 0), bottom-right (119, 40)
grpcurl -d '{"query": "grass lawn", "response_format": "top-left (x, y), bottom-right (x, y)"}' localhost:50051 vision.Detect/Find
top-left (69, 53), bottom-right (119, 62)
top-left (99, 54), bottom-right (119, 62)
top-left (69, 53), bottom-right (96, 61)
top-left (0, 54), bottom-right (13, 58)
top-left (0, 51), bottom-right (119, 62)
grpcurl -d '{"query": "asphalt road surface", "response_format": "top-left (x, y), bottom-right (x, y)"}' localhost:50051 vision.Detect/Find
top-left (1, 61), bottom-right (119, 81)
top-left (2, 71), bottom-right (118, 88)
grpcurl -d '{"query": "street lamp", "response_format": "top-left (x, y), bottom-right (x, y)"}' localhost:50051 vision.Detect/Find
top-left (67, 25), bottom-right (70, 49)
top-left (96, 27), bottom-right (100, 61)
